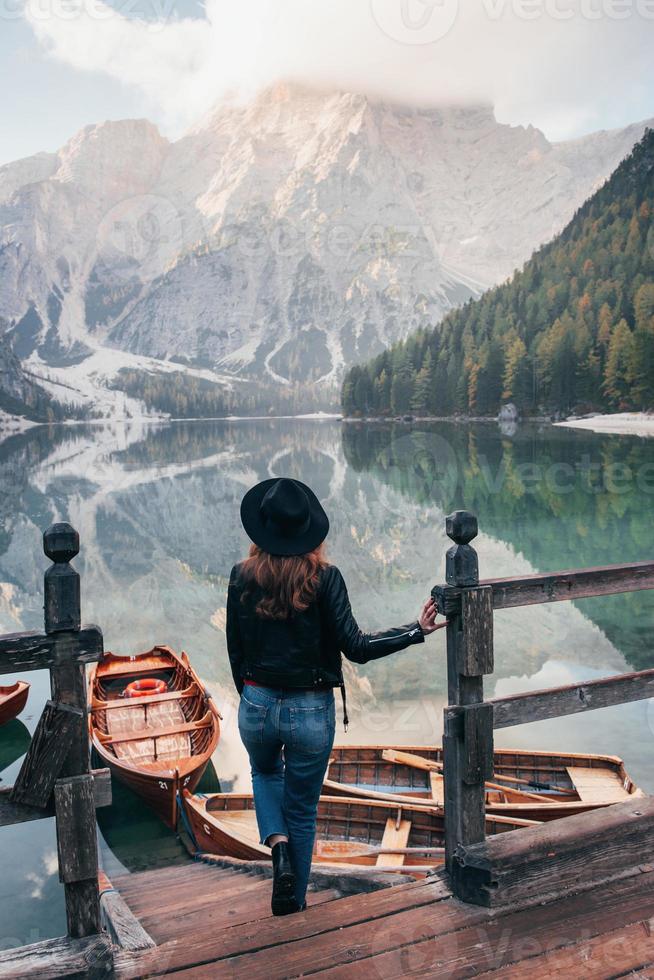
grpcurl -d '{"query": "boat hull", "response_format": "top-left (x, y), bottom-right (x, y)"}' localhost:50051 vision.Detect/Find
top-left (89, 646), bottom-right (220, 828)
top-left (323, 744), bottom-right (642, 821)
top-left (99, 753), bottom-right (209, 829)
top-left (181, 791), bottom-right (535, 875)
top-left (0, 681), bottom-right (29, 727)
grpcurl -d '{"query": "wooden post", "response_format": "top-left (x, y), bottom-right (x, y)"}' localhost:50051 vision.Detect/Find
top-left (10, 700), bottom-right (82, 807)
top-left (44, 523), bottom-right (102, 938)
top-left (438, 511), bottom-right (495, 876)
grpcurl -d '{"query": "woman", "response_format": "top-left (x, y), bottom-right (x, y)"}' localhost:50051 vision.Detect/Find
top-left (226, 477), bottom-right (441, 916)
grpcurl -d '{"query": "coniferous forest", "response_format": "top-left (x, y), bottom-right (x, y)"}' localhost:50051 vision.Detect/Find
top-left (342, 130), bottom-right (654, 419)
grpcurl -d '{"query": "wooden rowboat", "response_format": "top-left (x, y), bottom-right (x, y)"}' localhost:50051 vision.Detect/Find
top-left (89, 646), bottom-right (221, 828)
top-left (323, 745), bottom-right (645, 821)
top-left (0, 681), bottom-right (29, 727)
top-left (181, 791), bottom-right (538, 876)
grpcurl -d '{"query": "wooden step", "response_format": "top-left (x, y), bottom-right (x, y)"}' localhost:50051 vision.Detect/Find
top-left (483, 916), bottom-right (654, 978)
top-left (334, 869), bottom-right (654, 978)
top-left (112, 865), bottom-right (239, 892)
top-left (125, 878), bottom-right (273, 920)
top-left (141, 887), bottom-right (342, 944)
top-left (111, 878), bottom-right (448, 977)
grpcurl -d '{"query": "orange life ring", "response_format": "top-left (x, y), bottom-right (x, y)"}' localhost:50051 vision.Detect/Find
top-left (124, 678), bottom-right (168, 698)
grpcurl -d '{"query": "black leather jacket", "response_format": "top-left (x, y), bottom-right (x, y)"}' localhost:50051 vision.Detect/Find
top-left (226, 562), bottom-right (424, 697)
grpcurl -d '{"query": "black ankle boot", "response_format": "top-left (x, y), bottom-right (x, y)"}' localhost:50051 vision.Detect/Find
top-left (271, 842), bottom-right (298, 916)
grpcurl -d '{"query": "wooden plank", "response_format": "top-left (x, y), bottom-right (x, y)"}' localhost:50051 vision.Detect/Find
top-left (566, 766), bottom-right (632, 803)
top-left (462, 702), bottom-right (494, 785)
top-left (375, 817), bottom-right (411, 867)
top-left (54, 775), bottom-right (99, 884)
top-left (0, 627), bottom-right (103, 674)
top-left (381, 748), bottom-right (438, 772)
top-left (323, 867), bottom-right (654, 979)
top-left (10, 701), bottom-right (81, 807)
top-left (190, 856), bottom-right (418, 895)
top-left (143, 887), bottom-right (341, 945)
top-left (459, 587), bottom-right (494, 676)
top-left (429, 771), bottom-right (444, 805)
top-left (0, 769), bottom-right (111, 827)
top-left (380, 749), bottom-right (545, 804)
top-left (451, 796), bottom-right (654, 907)
top-left (481, 917), bottom-right (654, 979)
top-left (486, 561), bottom-right (654, 608)
top-left (489, 667), bottom-right (654, 729)
top-left (97, 714), bottom-right (212, 745)
top-left (434, 562), bottom-right (654, 617)
top-left (125, 876), bottom-right (273, 919)
top-left (112, 878), bottom-right (452, 978)
top-left (99, 872), bottom-right (155, 951)
top-left (0, 934), bottom-right (113, 980)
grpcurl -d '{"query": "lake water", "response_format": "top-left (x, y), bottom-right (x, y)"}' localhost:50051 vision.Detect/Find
top-left (1, 417), bottom-right (653, 948)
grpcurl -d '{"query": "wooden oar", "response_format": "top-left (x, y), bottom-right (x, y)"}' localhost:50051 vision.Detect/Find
top-left (479, 769), bottom-right (569, 792)
top-left (381, 749), bottom-right (558, 804)
top-left (326, 846), bottom-right (445, 858)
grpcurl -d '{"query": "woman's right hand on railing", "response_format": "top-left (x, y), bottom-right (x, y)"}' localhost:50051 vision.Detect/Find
top-left (418, 597), bottom-right (446, 634)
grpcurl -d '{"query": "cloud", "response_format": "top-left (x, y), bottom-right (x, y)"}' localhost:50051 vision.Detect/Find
top-left (23, 0), bottom-right (654, 140)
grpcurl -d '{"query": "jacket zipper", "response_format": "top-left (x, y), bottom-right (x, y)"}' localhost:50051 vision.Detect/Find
top-left (369, 625), bottom-right (421, 644)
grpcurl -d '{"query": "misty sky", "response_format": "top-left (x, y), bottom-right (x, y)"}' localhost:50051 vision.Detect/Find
top-left (2, 0), bottom-right (654, 166)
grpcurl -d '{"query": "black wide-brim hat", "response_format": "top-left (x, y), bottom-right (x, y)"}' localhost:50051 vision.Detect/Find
top-left (240, 477), bottom-right (330, 557)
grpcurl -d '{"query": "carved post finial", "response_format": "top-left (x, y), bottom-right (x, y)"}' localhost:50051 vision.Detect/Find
top-left (43, 523), bottom-right (81, 634)
top-left (445, 510), bottom-right (479, 587)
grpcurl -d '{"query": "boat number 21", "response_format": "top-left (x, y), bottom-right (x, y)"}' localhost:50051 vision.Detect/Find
top-left (158, 781), bottom-right (168, 790)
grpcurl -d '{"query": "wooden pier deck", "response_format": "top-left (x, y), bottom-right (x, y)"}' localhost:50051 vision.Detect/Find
top-left (2, 854), bottom-right (653, 979)
top-left (105, 856), bottom-right (654, 978)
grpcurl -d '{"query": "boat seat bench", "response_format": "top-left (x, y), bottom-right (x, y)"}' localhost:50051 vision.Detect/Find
top-left (566, 766), bottom-right (632, 803)
top-left (97, 714), bottom-right (213, 745)
top-left (92, 685), bottom-right (199, 711)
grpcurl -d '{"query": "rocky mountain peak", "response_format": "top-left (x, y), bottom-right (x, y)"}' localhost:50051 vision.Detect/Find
top-left (55, 119), bottom-right (169, 190)
top-left (0, 90), bottom-right (652, 412)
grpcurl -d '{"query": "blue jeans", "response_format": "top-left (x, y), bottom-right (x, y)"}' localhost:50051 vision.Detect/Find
top-left (238, 684), bottom-right (336, 906)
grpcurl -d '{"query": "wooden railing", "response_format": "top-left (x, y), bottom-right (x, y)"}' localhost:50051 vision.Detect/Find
top-left (0, 523), bottom-right (110, 939)
top-left (432, 511), bottom-right (654, 908)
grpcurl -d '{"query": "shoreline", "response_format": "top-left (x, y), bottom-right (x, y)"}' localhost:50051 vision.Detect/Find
top-left (554, 412), bottom-right (654, 437)
top-left (0, 411), bottom-right (344, 445)
top-left (3, 409), bottom-right (653, 442)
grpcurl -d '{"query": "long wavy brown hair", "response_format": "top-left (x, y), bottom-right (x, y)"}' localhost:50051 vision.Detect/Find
top-left (240, 543), bottom-right (328, 620)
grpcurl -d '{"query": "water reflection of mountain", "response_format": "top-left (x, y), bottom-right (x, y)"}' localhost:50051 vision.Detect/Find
top-left (0, 419), bottom-right (636, 707)
top-left (343, 421), bottom-right (654, 670)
